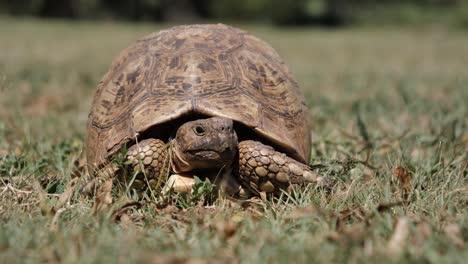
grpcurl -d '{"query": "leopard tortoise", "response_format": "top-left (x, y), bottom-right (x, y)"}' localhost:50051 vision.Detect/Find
top-left (86, 24), bottom-right (326, 198)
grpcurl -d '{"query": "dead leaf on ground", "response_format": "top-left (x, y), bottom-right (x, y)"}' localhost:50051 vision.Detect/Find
top-left (338, 207), bottom-right (367, 225)
top-left (79, 177), bottom-right (99, 195)
top-left (32, 180), bottom-right (53, 216)
top-left (49, 208), bottom-right (66, 232)
top-left (156, 204), bottom-right (180, 215)
top-left (327, 223), bottom-right (368, 246)
top-left (387, 217), bottom-right (410, 255)
top-left (376, 201), bottom-right (405, 213)
top-left (461, 133), bottom-right (468, 144)
top-left (153, 204), bottom-right (188, 226)
top-left (71, 157), bottom-right (87, 178)
top-left (112, 198), bottom-right (142, 223)
top-left (119, 213), bottom-right (135, 229)
top-left (40, 173), bottom-right (59, 187)
top-left (214, 221), bottom-right (238, 240)
top-left (92, 179), bottom-right (113, 215)
top-left (0, 147), bottom-right (8, 156)
top-left (53, 178), bottom-right (79, 213)
top-left (411, 220), bottom-right (432, 250)
top-left (239, 198), bottom-right (264, 220)
top-left (284, 205), bottom-right (318, 220)
top-left (444, 223), bottom-right (464, 249)
top-left (392, 167), bottom-right (412, 199)
top-left (49, 178), bottom-right (79, 231)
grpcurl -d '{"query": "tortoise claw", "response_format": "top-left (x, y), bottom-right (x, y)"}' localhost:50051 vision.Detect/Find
top-left (162, 174), bottom-right (195, 194)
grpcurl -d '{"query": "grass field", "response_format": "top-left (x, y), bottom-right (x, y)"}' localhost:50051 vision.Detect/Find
top-left (0, 17), bottom-right (466, 263)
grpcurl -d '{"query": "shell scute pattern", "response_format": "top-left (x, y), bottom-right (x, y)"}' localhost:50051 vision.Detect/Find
top-left (86, 24), bottom-right (310, 169)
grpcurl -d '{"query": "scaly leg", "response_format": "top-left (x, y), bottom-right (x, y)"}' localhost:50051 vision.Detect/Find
top-left (238, 140), bottom-right (328, 195)
top-left (82, 138), bottom-right (170, 199)
top-left (124, 138), bottom-right (170, 192)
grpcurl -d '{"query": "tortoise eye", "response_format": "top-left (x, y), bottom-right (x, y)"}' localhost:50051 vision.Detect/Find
top-left (193, 125), bottom-right (206, 136)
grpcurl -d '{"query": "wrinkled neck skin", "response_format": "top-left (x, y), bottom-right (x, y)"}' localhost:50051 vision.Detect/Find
top-left (171, 141), bottom-right (195, 173)
top-left (170, 117), bottom-right (239, 175)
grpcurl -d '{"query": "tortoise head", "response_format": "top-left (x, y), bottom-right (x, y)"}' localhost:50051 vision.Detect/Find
top-left (172, 117), bottom-right (238, 172)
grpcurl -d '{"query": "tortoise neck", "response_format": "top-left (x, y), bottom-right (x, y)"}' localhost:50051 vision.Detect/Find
top-left (171, 140), bottom-right (193, 173)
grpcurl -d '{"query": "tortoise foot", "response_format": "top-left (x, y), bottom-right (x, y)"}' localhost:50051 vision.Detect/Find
top-left (238, 140), bottom-right (324, 195)
top-left (162, 174), bottom-right (195, 194)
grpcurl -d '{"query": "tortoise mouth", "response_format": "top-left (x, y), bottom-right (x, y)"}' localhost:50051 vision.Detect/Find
top-left (187, 150), bottom-right (221, 160)
top-left (186, 149), bottom-right (227, 161)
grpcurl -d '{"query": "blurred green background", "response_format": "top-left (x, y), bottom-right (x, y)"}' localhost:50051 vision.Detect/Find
top-left (1, 0), bottom-right (468, 27)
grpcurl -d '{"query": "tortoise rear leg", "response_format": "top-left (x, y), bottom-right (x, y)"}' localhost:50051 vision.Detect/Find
top-left (238, 140), bottom-right (328, 195)
top-left (124, 138), bottom-right (171, 192)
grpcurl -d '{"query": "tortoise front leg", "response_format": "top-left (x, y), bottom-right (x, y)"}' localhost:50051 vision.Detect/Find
top-left (125, 138), bottom-right (170, 191)
top-left (238, 140), bottom-right (327, 195)
top-left (82, 138), bottom-right (170, 196)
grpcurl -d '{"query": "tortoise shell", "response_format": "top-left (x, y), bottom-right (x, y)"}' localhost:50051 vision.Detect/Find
top-left (86, 24), bottom-right (310, 170)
